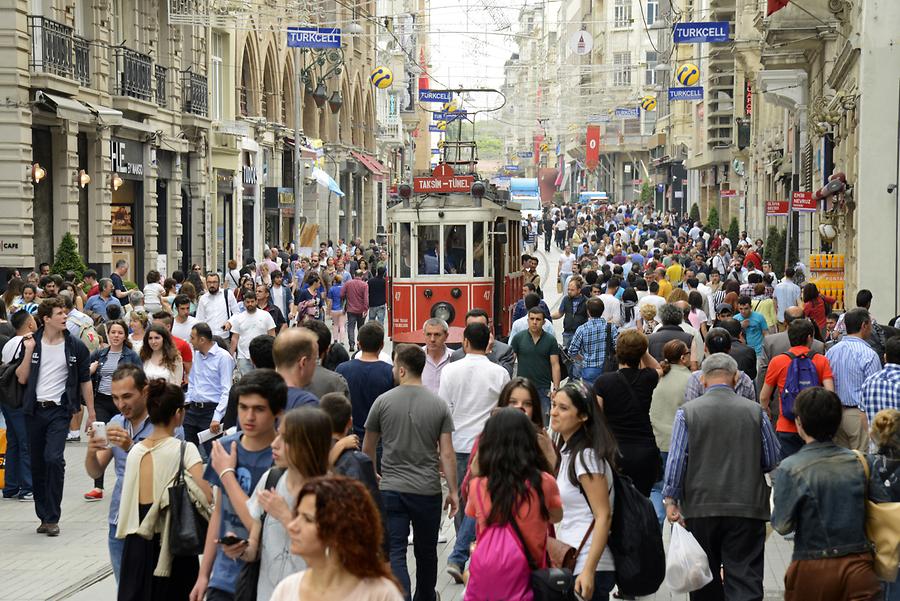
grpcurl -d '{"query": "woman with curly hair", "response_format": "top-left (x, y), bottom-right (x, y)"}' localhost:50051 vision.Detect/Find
top-left (271, 476), bottom-right (403, 600)
top-left (140, 324), bottom-right (183, 386)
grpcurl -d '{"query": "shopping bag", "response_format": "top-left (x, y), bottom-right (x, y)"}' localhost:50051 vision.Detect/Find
top-left (664, 522), bottom-right (712, 593)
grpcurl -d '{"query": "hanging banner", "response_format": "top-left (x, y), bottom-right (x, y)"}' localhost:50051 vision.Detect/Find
top-left (419, 89), bottom-right (452, 103)
top-left (287, 28), bottom-right (342, 48)
top-left (673, 22), bottom-right (730, 44)
top-left (668, 87), bottom-right (704, 101)
top-left (533, 134), bottom-right (544, 165)
top-left (585, 126), bottom-right (601, 171)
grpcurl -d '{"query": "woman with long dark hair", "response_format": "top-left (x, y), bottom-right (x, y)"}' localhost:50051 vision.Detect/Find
top-left (551, 380), bottom-right (619, 601)
top-left (271, 476), bottom-right (403, 600)
top-left (464, 408), bottom-right (563, 600)
top-left (140, 324), bottom-right (183, 386)
top-left (803, 282), bottom-right (834, 339)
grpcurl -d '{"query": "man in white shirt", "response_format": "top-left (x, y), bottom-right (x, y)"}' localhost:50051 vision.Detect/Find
top-left (555, 217), bottom-right (568, 249)
top-left (599, 276), bottom-right (624, 326)
top-left (558, 246), bottom-right (575, 286)
top-left (171, 294), bottom-right (197, 341)
top-left (421, 318), bottom-right (453, 395)
top-left (638, 281), bottom-right (667, 313)
top-left (225, 293), bottom-right (276, 376)
top-left (195, 273), bottom-right (239, 340)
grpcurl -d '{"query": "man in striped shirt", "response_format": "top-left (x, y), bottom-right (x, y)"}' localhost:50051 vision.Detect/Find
top-left (825, 308), bottom-right (881, 451)
top-left (860, 336), bottom-right (900, 424)
top-left (568, 297), bottom-right (618, 387)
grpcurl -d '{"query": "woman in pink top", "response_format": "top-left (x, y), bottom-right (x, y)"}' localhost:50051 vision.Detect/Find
top-left (271, 476), bottom-right (403, 601)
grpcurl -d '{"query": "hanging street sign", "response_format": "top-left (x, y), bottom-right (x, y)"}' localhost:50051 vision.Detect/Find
top-left (413, 163), bottom-right (475, 193)
top-left (673, 22), bottom-right (730, 44)
top-left (766, 200), bottom-right (789, 216)
top-left (287, 27), bottom-right (342, 48)
top-left (668, 87), bottom-right (704, 101)
top-left (587, 114), bottom-right (611, 123)
top-left (419, 89), bottom-right (453, 103)
top-left (505, 165), bottom-right (521, 171)
top-left (792, 191), bottom-right (817, 211)
top-left (614, 107), bottom-right (640, 119)
top-left (517, 151), bottom-right (533, 158)
top-left (720, 189), bottom-right (738, 198)
top-left (432, 110), bottom-right (467, 121)
top-left (428, 125), bottom-right (445, 133)
top-left (568, 30), bottom-right (594, 56)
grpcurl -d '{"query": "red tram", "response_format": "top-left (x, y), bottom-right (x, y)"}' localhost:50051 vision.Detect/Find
top-left (387, 142), bottom-right (523, 344)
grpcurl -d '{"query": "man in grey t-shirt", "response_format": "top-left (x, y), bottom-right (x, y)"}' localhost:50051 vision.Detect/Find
top-left (363, 344), bottom-right (457, 601)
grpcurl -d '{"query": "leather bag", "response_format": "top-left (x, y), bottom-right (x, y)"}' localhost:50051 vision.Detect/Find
top-left (854, 451), bottom-right (900, 581)
top-left (167, 442), bottom-right (208, 556)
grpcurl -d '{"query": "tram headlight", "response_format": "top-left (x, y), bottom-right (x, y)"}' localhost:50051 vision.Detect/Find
top-left (431, 302), bottom-right (455, 325)
top-left (451, 288), bottom-right (462, 299)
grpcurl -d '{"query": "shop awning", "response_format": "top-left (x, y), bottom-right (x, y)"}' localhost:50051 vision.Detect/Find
top-left (34, 91), bottom-right (92, 123)
top-left (81, 101), bottom-right (123, 126)
top-left (350, 151), bottom-right (387, 179)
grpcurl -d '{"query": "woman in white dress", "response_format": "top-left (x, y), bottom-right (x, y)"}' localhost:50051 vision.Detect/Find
top-left (139, 323), bottom-right (183, 385)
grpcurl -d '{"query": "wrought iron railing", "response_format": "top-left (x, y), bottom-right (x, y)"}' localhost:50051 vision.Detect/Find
top-left (155, 65), bottom-right (168, 107)
top-left (28, 16), bottom-right (73, 78)
top-left (73, 36), bottom-right (90, 86)
top-left (183, 71), bottom-right (208, 116)
top-left (114, 46), bottom-right (153, 101)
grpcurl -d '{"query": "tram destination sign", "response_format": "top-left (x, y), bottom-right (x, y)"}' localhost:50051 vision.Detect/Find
top-left (287, 27), bottom-right (342, 48)
top-left (413, 163), bottom-right (475, 194)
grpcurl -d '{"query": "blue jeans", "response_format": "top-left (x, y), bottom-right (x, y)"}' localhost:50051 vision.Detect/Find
top-left (236, 358), bottom-right (254, 378)
top-left (777, 431), bottom-right (805, 460)
top-left (581, 365), bottom-right (604, 388)
top-left (537, 387), bottom-right (552, 424)
top-left (577, 570), bottom-right (615, 601)
top-left (368, 305), bottom-right (386, 326)
top-left (650, 451), bottom-right (669, 529)
top-left (454, 452), bottom-right (470, 531)
top-left (1, 405), bottom-right (32, 497)
top-left (885, 578), bottom-right (900, 601)
top-left (346, 312), bottom-right (366, 350)
top-left (383, 490), bottom-right (442, 601)
top-left (447, 514), bottom-right (477, 568)
top-left (26, 403), bottom-right (70, 524)
top-left (109, 522), bottom-right (124, 583)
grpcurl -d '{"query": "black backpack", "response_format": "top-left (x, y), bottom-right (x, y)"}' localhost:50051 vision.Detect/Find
top-left (607, 472), bottom-right (666, 596)
top-left (0, 340), bottom-right (26, 410)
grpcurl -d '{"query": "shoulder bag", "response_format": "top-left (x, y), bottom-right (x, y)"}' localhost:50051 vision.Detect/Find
top-left (168, 441), bottom-right (209, 557)
top-left (602, 323), bottom-right (618, 373)
top-left (0, 340), bottom-right (25, 410)
top-left (234, 467), bottom-right (287, 601)
top-left (509, 515), bottom-right (575, 601)
top-left (853, 451), bottom-right (900, 581)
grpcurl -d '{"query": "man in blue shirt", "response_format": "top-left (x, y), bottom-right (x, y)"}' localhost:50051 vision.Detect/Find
top-left (193, 369), bottom-right (285, 601)
top-left (337, 322), bottom-right (394, 440)
top-left (84, 278), bottom-right (122, 322)
top-left (84, 364), bottom-right (182, 582)
top-left (735, 295), bottom-right (769, 357)
top-left (184, 323), bottom-right (235, 449)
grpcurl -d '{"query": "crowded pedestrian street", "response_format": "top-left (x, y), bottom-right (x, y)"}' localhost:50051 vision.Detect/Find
top-left (2, 0), bottom-right (900, 600)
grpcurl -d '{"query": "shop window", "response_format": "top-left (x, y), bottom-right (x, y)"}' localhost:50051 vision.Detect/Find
top-left (417, 224), bottom-right (441, 275)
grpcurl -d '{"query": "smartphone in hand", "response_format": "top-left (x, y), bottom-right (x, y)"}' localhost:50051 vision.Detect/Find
top-left (217, 535), bottom-right (246, 546)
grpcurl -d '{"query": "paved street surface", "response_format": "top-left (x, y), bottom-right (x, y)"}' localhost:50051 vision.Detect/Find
top-left (4, 241), bottom-right (789, 600)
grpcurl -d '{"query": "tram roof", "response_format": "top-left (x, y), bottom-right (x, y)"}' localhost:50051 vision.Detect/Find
top-left (387, 194), bottom-right (520, 219)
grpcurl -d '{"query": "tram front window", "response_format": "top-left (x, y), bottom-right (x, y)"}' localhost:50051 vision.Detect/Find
top-left (445, 225), bottom-right (466, 274)
top-left (473, 222), bottom-right (488, 277)
top-left (398, 222), bottom-right (411, 278)
top-left (418, 225), bottom-right (441, 274)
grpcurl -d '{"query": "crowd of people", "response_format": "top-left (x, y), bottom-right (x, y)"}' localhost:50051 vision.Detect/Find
top-left (2, 208), bottom-right (900, 601)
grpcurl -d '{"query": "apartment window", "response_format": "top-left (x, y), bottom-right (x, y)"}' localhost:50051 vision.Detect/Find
top-left (646, 0), bottom-right (658, 25)
top-left (645, 51), bottom-right (658, 85)
top-left (614, 0), bottom-right (632, 27)
top-left (614, 52), bottom-right (631, 87)
top-left (210, 32), bottom-right (224, 121)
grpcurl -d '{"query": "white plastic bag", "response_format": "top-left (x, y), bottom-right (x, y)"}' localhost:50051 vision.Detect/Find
top-left (665, 522), bottom-right (713, 593)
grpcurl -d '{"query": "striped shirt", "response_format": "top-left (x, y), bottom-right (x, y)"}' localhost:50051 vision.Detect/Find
top-left (568, 317), bottom-right (618, 369)
top-left (825, 336), bottom-right (882, 408)
top-left (860, 364), bottom-right (900, 423)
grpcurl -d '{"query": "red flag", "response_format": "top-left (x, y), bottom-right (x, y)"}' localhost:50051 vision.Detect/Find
top-left (534, 134), bottom-right (543, 165)
top-left (767, 0), bottom-right (789, 15)
top-left (585, 126), bottom-right (600, 170)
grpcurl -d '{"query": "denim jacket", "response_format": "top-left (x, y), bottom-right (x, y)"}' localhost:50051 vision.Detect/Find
top-left (867, 448), bottom-right (900, 503)
top-left (89, 346), bottom-right (142, 393)
top-left (772, 441), bottom-right (872, 561)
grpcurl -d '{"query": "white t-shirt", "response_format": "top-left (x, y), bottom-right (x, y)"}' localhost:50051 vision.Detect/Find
top-left (270, 572), bottom-right (403, 601)
top-left (598, 294), bottom-right (622, 326)
top-left (270, 285), bottom-right (289, 317)
top-left (2, 335), bottom-right (24, 363)
top-left (229, 309), bottom-right (276, 359)
top-left (35, 338), bottom-right (67, 403)
top-left (247, 469), bottom-right (306, 601)
top-left (438, 355), bottom-right (510, 454)
top-left (143, 282), bottom-right (165, 312)
top-left (172, 316), bottom-right (198, 341)
top-left (559, 253), bottom-right (575, 274)
top-left (556, 447), bottom-right (615, 574)
top-left (638, 294), bottom-right (666, 314)
top-left (556, 219), bottom-right (568, 232)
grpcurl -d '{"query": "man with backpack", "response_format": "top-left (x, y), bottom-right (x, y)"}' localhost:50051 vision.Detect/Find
top-left (0, 310), bottom-right (37, 500)
top-left (760, 318), bottom-right (835, 458)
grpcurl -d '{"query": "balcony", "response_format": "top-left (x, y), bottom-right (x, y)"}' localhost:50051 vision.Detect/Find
top-left (112, 46), bottom-right (156, 116)
top-left (155, 65), bottom-right (168, 108)
top-left (74, 36), bottom-right (90, 86)
top-left (27, 15), bottom-right (86, 95)
top-left (183, 72), bottom-right (208, 117)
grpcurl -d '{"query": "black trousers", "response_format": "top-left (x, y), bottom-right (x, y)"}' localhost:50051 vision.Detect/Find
top-left (93, 393), bottom-right (118, 489)
top-left (685, 516), bottom-right (766, 601)
top-left (182, 403), bottom-right (217, 456)
top-left (26, 403), bottom-right (70, 524)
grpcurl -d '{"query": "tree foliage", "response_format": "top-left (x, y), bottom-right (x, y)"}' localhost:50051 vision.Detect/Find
top-left (727, 217), bottom-right (740, 250)
top-left (689, 203), bottom-right (700, 224)
top-left (706, 207), bottom-right (720, 232)
top-left (52, 232), bottom-right (87, 280)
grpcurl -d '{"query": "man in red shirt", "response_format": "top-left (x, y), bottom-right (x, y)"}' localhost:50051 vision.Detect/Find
top-left (760, 318), bottom-right (834, 458)
top-left (341, 270), bottom-right (370, 352)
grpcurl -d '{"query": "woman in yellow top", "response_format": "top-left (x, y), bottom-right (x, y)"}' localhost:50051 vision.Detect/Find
top-left (750, 283), bottom-right (778, 329)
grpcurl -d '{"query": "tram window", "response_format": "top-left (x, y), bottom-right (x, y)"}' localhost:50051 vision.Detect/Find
top-left (445, 224), bottom-right (466, 274)
top-left (418, 225), bottom-right (441, 275)
top-left (473, 222), bottom-right (488, 277)
top-left (398, 222), bottom-right (411, 278)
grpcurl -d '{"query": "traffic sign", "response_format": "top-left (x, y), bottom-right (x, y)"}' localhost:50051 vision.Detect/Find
top-left (505, 165), bottom-right (520, 171)
top-left (413, 164), bottom-right (475, 193)
top-left (568, 30), bottom-right (594, 56)
top-left (792, 191), bottom-right (817, 212)
top-left (615, 107), bottom-right (640, 119)
top-left (419, 89), bottom-right (452, 103)
top-left (766, 200), bottom-right (789, 216)
top-left (287, 27), bottom-right (342, 48)
top-left (673, 22), bottom-right (730, 44)
top-left (668, 87), bottom-right (704, 101)
top-left (431, 148), bottom-right (441, 154)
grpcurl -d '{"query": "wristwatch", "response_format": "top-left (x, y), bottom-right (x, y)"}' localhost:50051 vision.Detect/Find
top-left (662, 498), bottom-right (678, 507)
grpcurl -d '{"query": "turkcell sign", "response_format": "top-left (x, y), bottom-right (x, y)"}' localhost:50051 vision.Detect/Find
top-left (669, 87), bottom-right (704, 101)
top-left (673, 22), bottom-right (730, 44)
top-left (287, 27), bottom-right (342, 48)
top-left (615, 107), bottom-right (640, 119)
top-left (432, 110), bottom-right (467, 121)
top-left (419, 89), bottom-right (452, 103)
top-left (505, 165), bottom-right (520, 171)
top-left (428, 125), bottom-right (444, 132)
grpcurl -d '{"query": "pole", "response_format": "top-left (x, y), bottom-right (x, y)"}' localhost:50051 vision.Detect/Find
top-left (785, 114), bottom-right (800, 271)
top-left (293, 46), bottom-right (303, 251)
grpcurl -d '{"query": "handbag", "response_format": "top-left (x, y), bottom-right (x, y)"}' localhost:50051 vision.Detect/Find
top-left (854, 451), bottom-right (900, 581)
top-left (547, 517), bottom-right (594, 571)
top-left (602, 323), bottom-right (617, 373)
top-left (167, 441), bottom-right (208, 557)
top-left (509, 518), bottom-right (575, 601)
top-left (234, 467), bottom-right (286, 601)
